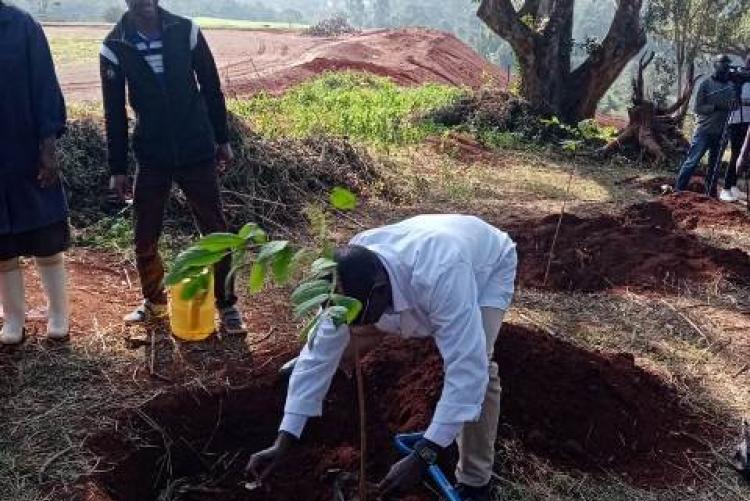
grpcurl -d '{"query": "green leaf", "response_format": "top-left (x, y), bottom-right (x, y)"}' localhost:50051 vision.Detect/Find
top-left (238, 223), bottom-right (268, 244)
top-left (311, 257), bottom-right (337, 277)
top-left (300, 313), bottom-right (323, 344)
top-left (291, 279), bottom-right (332, 305)
top-left (271, 246), bottom-right (294, 284)
top-left (561, 139), bottom-right (582, 152)
top-left (248, 261), bottom-right (267, 294)
top-left (195, 233), bottom-right (246, 252)
top-left (329, 187), bottom-right (358, 211)
top-left (165, 264), bottom-right (205, 287)
top-left (328, 305), bottom-right (350, 326)
top-left (331, 295), bottom-right (363, 324)
top-left (293, 293), bottom-right (330, 319)
top-left (180, 272), bottom-right (210, 300)
top-left (171, 247), bottom-right (227, 273)
top-left (257, 240), bottom-right (289, 264)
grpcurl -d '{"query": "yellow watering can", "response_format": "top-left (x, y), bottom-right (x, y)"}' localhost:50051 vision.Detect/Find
top-left (169, 269), bottom-right (216, 341)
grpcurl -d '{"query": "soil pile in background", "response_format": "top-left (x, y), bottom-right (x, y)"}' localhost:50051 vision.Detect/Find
top-left (89, 325), bottom-right (713, 500)
top-left (56, 27), bottom-right (506, 101)
top-left (629, 192), bottom-right (750, 229)
top-left (61, 115), bottom-right (383, 231)
top-left (511, 197), bottom-right (750, 292)
top-left (231, 28), bottom-right (505, 96)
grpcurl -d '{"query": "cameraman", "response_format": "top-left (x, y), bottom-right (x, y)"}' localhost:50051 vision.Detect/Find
top-left (719, 53), bottom-right (750, 202)
top-left (675, 55), bottom-right (737, 195)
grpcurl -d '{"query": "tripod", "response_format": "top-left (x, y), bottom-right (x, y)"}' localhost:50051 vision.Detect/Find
top-left (705, 84), bottom-right (750, 211)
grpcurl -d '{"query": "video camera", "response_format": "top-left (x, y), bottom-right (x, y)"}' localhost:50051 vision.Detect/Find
top-left (728, 65), bottom-right (750, 84)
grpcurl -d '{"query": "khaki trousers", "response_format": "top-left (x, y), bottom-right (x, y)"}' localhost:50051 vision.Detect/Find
top-left (456, 307), bottom-right (504, 487)
top-left (346, 307), bottom-right (505, 487)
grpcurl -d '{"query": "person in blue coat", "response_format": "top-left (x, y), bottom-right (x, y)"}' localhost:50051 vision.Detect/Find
top-left (0, 2), bottom-right (70, 345)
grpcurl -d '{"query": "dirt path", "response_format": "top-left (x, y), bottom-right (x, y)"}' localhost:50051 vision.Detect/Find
top-left (49, 26), bottom-right (506, 102)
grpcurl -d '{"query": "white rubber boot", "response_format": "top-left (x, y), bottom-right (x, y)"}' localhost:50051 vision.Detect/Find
top-left (0, 259), bottom-right (25, 345)
top-left (36, 253), bottom-right (70, 340)
top-left (720, 188), bottom-right (738, 202)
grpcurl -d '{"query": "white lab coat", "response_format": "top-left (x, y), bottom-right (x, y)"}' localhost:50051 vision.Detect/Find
top-left (280, 215), bottom-right (517, 444)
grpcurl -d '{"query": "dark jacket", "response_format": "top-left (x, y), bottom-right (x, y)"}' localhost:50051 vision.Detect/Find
top-left (100, 8), bottom-right (229, 174)
top-left (693, 76), bottom-right (737, 136)
top-left (0, 4), bottom-right (67, 234)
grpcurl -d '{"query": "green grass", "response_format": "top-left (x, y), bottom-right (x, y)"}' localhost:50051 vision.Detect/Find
top-left (193, 17), bottom-right (308, 30)
top-left (48, 37), bottom-right (100, 65)
top-left (229, 72), bottom-right (465, 146)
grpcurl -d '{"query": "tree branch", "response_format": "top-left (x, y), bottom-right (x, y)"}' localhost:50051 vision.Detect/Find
top-left (477, 0), bottom-right (536, 57)
top-left (566, 0), bottom-right (647, 118)
top-left (518, 0), bottom-right (543, 18)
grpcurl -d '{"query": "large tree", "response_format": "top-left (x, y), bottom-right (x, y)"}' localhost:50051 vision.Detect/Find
top-left (477, 0), bottom-right (646, 123)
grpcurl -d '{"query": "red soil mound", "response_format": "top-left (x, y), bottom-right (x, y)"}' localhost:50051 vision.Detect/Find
top-left (231, 28), bottom-right (505, 96)
top-left (497, 325), bottom-right (717, 485)
top-left (632, 192), bottom-right (749, 229)
top-left (89, 325), bottom-right (714, 500)
top-left (512, 197), bottom-right (750, 292)
top-left (55, 27), bottom-right (505, 101)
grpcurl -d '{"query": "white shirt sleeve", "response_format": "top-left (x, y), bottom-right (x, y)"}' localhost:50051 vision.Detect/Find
top-left (279, 413), bottom-right (308, 438)
top-left (424, 262), bottom-right (488, 426)
top-left (424, 422), bottom-right (464, 447)
top-left (280, 316), bottom-right (350, 437)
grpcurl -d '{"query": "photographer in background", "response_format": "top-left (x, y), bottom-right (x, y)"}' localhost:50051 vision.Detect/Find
top-left (719, 53), bottom-right (750, 203)
top-left (675, 55), bottom-right (737, 195)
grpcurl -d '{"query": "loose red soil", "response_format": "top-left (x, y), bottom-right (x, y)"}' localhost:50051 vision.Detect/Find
top-left (1, 249), bottom-right (139, 337)
top-left (511, 195), bottom-right (750, 292)
top-left (633, 192), bottom-right (750, 230)
top-left (50, 26), bottom-right (505, 102)
top-left (88, 324), bottom-right (716, 500)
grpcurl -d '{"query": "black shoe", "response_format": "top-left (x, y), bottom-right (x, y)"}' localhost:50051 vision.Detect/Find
top-left (455, 482), bottom-right (491, 501)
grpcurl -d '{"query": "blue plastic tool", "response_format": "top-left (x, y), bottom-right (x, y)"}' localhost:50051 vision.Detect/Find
top-left (394, 433), bottom-right (463, 501)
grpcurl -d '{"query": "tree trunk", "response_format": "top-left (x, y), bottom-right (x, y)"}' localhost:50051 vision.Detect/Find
top-left (478, 0), bottom-right (646, 123)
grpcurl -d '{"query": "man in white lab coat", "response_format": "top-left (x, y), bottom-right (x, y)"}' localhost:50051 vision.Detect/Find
top-left (246, 214), bottom-right (517, 501)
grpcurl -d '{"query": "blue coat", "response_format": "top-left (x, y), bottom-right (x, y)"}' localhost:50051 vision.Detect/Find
top-left (0, 4), bottom-right (67, 235)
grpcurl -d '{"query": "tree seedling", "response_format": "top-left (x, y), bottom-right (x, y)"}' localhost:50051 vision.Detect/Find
top-left (165, 187), bottom-right (369, 500)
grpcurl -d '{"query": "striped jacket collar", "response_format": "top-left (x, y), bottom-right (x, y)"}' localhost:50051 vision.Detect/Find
top-left (113, 8), bottom-right (183, 44)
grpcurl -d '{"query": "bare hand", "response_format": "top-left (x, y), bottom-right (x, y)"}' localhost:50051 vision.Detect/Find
top-left (244, 432), bottom-right (296, 483)
top-left (37, 137), bottom-right (59, 188)
top-left (109, 175), bottom-right (131, 203)
top-left (216, 143), bottom-right (235, 174)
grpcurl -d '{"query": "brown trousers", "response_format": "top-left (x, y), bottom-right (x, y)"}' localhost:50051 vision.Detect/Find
top-left (133, 163), bottom-right (236, 308)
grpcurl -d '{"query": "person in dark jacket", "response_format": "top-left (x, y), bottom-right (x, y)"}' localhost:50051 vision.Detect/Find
top-left (101, 0), bottom-right (245, 334)
top-left (0, 2), bottom-right (70, 345)
top-left (675, 55), bottom-right (738, 194)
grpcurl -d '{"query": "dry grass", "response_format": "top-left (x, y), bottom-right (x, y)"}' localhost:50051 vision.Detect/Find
top-left (0, 320), bottom-right (145, 501)
top-left (494, 437), bottom-right (749, 501)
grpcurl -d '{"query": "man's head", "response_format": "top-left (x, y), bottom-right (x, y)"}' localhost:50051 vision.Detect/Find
top-left (714, 54), bottom-right (733, 81)
top-left (333, 245), bottom-right (392, 326)
top-left (125, 0), bottom-right (159, 21)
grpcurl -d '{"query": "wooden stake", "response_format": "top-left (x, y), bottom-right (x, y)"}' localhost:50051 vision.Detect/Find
top-left (354, 338), bottom-right (368, 501)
